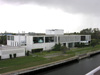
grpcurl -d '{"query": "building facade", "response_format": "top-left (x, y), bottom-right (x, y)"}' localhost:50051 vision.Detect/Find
top-left (26, 35), bottom-right (91, 51)
top-left (7, 29), bottom-right (91, 51)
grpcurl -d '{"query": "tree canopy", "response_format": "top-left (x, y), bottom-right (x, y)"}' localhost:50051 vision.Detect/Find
top-left (80, 28), bottom-right (100, 39)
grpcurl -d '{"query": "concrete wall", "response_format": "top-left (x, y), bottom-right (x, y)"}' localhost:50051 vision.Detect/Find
top-left (26, 35), bottom-right (91, 50)
top-left (59, 35), bottom-right (80, 43)
top-left (0, 48), bottom-right (25, 59)
top-left (86, 35), bottom-right (91, 41)
top-left (26, 36), bottom-right (33, 45)
top-left (7, 34), bottom-right (91, 51)
top-left (27, 43), bottom-right (55, 51)
top-left (26, 36), bottom-right (55, 51)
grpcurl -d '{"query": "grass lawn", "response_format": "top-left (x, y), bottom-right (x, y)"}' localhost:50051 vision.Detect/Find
top-left (0, 45), bottom-right (100, 74)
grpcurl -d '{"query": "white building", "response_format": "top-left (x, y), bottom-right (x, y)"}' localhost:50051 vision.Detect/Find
top-left (7, 35), bottom-right (26, 46)
top-left (46, 29), bottom-right (64, 35)
top-left (0, 46), bottom-right (25, 59)
top-left (7, 29), bottom-right (91, 52)
top-left (26, 35), bottom-right (91, 51)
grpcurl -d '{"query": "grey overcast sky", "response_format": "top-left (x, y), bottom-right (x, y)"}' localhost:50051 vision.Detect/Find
top-left (0, 0), bottom-right (100, 33)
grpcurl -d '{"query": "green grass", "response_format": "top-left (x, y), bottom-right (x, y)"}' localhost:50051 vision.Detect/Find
top-left (67, 45), bottom-right (100, 56)
top-left (0, 45), bottom-right (100, 74)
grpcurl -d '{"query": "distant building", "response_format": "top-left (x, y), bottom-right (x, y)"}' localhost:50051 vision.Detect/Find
top-left (7, 35), bottom-right (26, 46)
top-left (7, 29), bottom-right (91, 52)
top-left (46, 29), bottom-right (64, 35)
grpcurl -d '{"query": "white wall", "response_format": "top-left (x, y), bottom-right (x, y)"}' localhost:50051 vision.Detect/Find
top-left (26, 36), bottom-right (33, 45)
top-left (86, 35), bottom-right (91, 41)
top-left (60, 35), bottom-right (80, 43)
top-left (27, 43), bottom-right (55, 51)
top-left (0, 48), bottom-right (25, 59)
top-left (26, 36), bottom-right (55, 51)
top-left (7, 40), bottom-right (11, 46)
top-left (26, 35), bottom-right (91, 51)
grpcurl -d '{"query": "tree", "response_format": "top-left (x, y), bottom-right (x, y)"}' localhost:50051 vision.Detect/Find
top-left (80, 28), bottom-right (93, 35)
top-left (0, 35), bottom-right (7, 45)
top-left (80, 28), bottom-right (100, 40)
top-left (92, 28), bottom-right (100, 39)
top-left (52, 43), bottom-right (62, 51)
top-left (52, 43), bottom-right (68, 54)
top-left (91, 39), bottom-right (99, 47)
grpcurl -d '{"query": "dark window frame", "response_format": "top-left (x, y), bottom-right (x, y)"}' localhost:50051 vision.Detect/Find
top-left (81, 36), bottom-right (86, 41)
top-left (45, 37), bottom-right (54, 43)
top-left (33, 37), bottom-right (44, 43)
top-left (11, 36), bottom-right (14, 40)
top-left (7, 36), bottom-right (10, 40)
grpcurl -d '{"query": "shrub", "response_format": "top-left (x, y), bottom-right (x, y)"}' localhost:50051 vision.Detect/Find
top-left (52, 43), bottom-right (68, 53)
top-left (61, 46), bottom-right (68, 54)
top-left (91, 39), bottom-right (99, 47)
top-left (26, 51), bottom-right (30, 56)
top-left (75, 42), bottom-right (85, 48)
top-left (52, 43), bottom-right (61, 51)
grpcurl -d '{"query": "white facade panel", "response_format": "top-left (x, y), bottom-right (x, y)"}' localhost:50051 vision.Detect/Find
top-left (26, 36), bottom-right (33, 45)
top-left (60, 35), bottom-right (81, 43)
top-left (7, 40), bottom-right (11, 46)
top-left (0, 47), bottom-right (25, 59)
top-left (17, 53), bottom-right (25, 57)
top-left (86, 35), bottom-right (91, 41)
top-left (1, 54), bottom-right (9, 59)
top-left (27, 43), bottom-right (55, 51)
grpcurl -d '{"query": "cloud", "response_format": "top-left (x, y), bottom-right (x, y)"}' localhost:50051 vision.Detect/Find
top-left (2, 0), bottom-right (100, 16)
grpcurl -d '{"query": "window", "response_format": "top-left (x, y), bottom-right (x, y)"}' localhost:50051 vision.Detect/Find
top-left (33, 37), bottom-right (44, 43)
top-left (11, 36), bottom-right (14, 40)
top-left (63, 43), bottom-right (66, 46)
top-left (45, 37), bottom-right (54, 43)
top-left (68, 43), bottom-right (73, 48)
top-left (7, 36), bottom-right (10, 40)
top-left (81, 36), bottom-right (86, 41)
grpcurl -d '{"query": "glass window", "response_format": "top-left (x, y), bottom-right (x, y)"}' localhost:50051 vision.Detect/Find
top-left (81, 36), bottom-right (86, 41)
top-left (33, 37), bottom-right (44, 43)
top-left (11, 36), bottom-right (14, 40)
top-left (45, 37), bottom-right (54, 43)
top-left (7, 36), bottom-right (10, 40)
